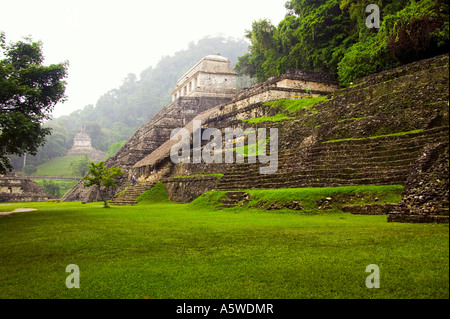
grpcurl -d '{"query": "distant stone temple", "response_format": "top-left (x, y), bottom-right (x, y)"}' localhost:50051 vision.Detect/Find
top-left (172, 54), bottom-right (237, 101)
top-left (67, 125), bottom-right (105, 162)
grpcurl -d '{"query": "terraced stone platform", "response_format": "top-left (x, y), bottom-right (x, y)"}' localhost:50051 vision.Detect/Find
top-left (214, 126), bottom-right (448, 191)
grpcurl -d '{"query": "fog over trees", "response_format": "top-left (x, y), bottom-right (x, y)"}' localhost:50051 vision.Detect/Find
top-left (10, 36), bottom-right (249, 170)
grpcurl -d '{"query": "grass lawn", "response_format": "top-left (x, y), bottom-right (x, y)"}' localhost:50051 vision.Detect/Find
top-left (0, 188), bottom-right (448, 299)
top-left (31, 155), bottom-right (84, 178)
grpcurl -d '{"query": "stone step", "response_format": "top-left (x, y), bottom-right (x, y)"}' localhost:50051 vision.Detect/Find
top-left (278, 165), bottom-right (414, 174)
top-left (280, 146), bottom-right (425, 159)
top-left (221, 151), bottom-right (420, 177)
top-left (110, 199), bottom-right (138, 205)
top-left (220, 191), bottom-right (251, 208)
top-left (341, 203), bottom-right (399, 215)
top-left (221, 166), bottom-right (412, 180)
top-left (216, 179), bottom-right (408, 190)
top-left (387, 212), bottom-right (449, 223)
top-left (228, 149), bottom-right (423, 168)
top-left (109, 182), bottom-right (155, 206)
top-left (215, 176), bottom-right (407, 191)
top-left (280, 138), bottom-right (447, 158)
top-left (279, 159), bottom-right (413, 169)
top-left (224, 191), bottom-right (249, 198)
top-left (280, 128), bottom-right (448, 155)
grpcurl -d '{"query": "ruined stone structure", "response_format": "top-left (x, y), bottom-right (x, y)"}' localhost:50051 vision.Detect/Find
top-left (0, 173), bottom-right (52, 202)
top-left (64, 52), bottom-right (449, 223)
top-left (388, 142), bottom-right (449, 223)
top-left (172, 54), bottom-right (237, 101)
top-left (129, 68), bottom-right (340, 185)
top-left (67, 126), bottom-right (105, 162)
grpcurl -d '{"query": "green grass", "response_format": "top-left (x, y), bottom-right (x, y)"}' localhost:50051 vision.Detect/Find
top-left (31, 155), bottom-right (84, 177)
top-left (136, 182), bottom-right (171, 204)
top-left (0, 186), bottom-right (447, 299)
top-left (191, 185), bottom-right (404, 212)
top-left (323, 129), bottom-right (424, 143)
top-left (264, 96), bottom-right (328, 114)
top-left (234, 137), bottom-right (272, 157)
top-left (242, 113), bottom-right (294, 123)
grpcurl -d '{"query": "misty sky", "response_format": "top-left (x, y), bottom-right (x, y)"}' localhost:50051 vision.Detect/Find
top-left (1, 0), bottom-right (287, 118)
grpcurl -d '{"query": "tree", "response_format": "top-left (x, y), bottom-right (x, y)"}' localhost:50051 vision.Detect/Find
top-left (0, 33), bottom-right (68, 174)
top-left (23, 164), bottom-right (37, 175)
top-left (42, 179), bottom-right (61, 198)
top-left (83, 161), bottom-right (123, 207)
top-left (236, 0), bottom-right (449, 86)
top-left (69, 153), bottom-right (91, 178)
top-left (382, 0), bottom-right (449, 63)
top-left (105, 140), bottom-right (126, 159)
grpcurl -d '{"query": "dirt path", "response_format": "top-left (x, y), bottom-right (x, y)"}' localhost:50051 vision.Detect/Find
top-left (0, 208), bottom-right (37, 217)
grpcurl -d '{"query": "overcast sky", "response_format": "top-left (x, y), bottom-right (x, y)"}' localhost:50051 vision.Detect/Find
top-left (1, 0), bottom-right (287, 118)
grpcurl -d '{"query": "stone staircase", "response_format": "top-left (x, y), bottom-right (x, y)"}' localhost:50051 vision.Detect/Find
top-left (220, 191), bottom-right (251, 208)
top-left (214, 126), bottom-right (449, 191)
top-left (341, 203), bottom-right (399, 215)
top-left (109, 181), bottom-right (155, 206)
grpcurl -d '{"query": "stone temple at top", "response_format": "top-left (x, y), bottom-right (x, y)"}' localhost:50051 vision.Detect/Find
top-left (67, 126), bottom-right (105, 162)
top-left (171, 54), bottom-right (237, 101)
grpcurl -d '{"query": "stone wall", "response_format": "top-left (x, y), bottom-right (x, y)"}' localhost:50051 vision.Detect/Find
top-left (231, 70), bottom-right (339, 103)
top-left (0, 174), bottom-right (52, 202)
top-left (162, 175), bottom-right (222, 203)
top-left (172, 54), bottom-right (237, 101)
top-left (388, 142), bottom-right (449, 223)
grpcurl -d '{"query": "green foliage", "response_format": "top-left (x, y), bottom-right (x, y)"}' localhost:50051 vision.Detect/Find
top-left (382, 0), bottom-right (450, 63)
top-left (40, 179), bottom-right (61, 198)
top-left (242, 113), bottom-right (294, 123)
top-left (34, 178), bottom-right (77, 198)
top-left (337, 34), bottom-right (396, 86)
top-left (236, 0), bottom-right (355, 80)
top-left (136, 182), bottom-right (171, 204)
top-left (237, 0), bottom-right (449, 86)
top-left (105, 140), bottom-right (126, 159)
top-left (83, 161), bottom-right (124, 207)
top-left (264, 96), bottom-right (328, 114)
top-left (22, 165), bottom-right (37, 175)
top-left (234, 136), bottom-right (272, 157)
top-left (0, 33), bottom-right (68, 173)
top-left (69, 153), bottom-right (91, 178)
